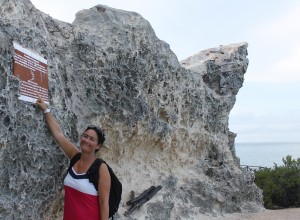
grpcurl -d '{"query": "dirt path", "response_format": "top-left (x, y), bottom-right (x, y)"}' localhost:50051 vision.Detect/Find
top-left (200, 208), bottom-right (300, 220)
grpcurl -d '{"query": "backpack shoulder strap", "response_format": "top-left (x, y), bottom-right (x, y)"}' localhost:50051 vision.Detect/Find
top-left (87, 158), bottom-right (104, 191)
top-left (69, 153), bottom-right (81, 168)
top-left (87, 158), bottom-right (122, 218)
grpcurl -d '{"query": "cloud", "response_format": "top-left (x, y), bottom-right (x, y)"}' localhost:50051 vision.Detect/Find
top-left (258, 5), bottom-right (300, 44)
top-left (233, 124), bottom-right (300, 143)
top-left (246, 3), bottom-right (300, 83)
top-left (230, 108), bottom-right (300, 143)
top-left (246, 44), bottom-right (300, 83)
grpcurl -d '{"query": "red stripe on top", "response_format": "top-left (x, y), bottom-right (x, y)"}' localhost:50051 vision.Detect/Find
top-left (64, 185), bottom-right (101, 220)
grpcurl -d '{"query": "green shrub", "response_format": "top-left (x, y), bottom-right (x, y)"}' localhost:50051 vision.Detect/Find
top-left (255, 155), bottom-right (300, 209)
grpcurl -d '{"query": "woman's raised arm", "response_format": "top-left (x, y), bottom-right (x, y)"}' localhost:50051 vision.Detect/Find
top-left (36, 97), bottom-right (79, 159)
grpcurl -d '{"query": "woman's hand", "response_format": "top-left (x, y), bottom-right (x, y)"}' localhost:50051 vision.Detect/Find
top-left (36, 97), bottom-right (48, 111)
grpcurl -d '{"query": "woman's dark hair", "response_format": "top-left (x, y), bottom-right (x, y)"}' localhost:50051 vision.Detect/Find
top-left (85, 126), bottom-right (106, 152)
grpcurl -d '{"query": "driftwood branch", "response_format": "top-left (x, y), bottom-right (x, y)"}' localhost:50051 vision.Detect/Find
top-left (126, 186), bottom-right (155, 206)
top-left (125, 185), bottom-right (162, 216)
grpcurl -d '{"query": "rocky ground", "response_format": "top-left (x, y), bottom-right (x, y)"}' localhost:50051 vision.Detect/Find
top-left (199, 208), bottom-right (300, 220)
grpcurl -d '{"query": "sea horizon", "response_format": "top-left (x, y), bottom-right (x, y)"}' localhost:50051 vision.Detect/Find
top-left (235, 142), bottom-right (300, 168)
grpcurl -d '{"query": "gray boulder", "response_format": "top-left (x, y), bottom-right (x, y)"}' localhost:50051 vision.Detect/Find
top-left (0, 0), bottom-right (263, 219)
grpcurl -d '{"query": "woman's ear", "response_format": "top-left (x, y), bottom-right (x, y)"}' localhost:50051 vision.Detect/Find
top-left (96, 144), bottom-right (101, 150)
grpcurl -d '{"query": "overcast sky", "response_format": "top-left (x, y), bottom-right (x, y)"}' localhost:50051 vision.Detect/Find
top-left (30, 0), bottom-right (300, 143)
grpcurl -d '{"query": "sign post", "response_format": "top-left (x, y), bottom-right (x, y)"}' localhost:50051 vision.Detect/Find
top-left (13, 42), bottom-right (49, 104)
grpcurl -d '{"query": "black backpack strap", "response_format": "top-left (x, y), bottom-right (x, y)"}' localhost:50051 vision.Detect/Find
top-left (87, 158), bottom-right (104, 191)
top-left (69, 153), bottom-right (81, 169)
top-left (87, 158), bottom-right (122, 218)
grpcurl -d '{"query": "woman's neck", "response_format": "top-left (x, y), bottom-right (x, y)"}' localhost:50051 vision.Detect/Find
top-left (74, 152), bottom-right (96, 174)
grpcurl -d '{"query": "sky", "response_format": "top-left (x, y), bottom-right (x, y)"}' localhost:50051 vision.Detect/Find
top-left (30, 0), bottom-right (300, 143)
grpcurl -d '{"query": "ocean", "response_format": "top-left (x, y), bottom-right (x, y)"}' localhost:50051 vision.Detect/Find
top-left (235, 142), bottom-right (300, 168)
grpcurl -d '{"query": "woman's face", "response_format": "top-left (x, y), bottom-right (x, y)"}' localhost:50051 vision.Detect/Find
top-left (80, 129), bottom-right (100, 153)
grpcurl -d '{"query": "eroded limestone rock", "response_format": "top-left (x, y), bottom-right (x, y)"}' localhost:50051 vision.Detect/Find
top-left (0, 0), bottom-right (263, 219)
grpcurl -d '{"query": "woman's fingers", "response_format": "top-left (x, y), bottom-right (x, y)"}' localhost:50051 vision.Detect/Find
top-left (36, 96), bottom-right (47, 111)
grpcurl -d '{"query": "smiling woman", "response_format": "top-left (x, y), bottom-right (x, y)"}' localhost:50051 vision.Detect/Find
top-left (80, 130), bottom-right (100, 153)
top-left (83, 126), bottom-right (106, 153)
top-left (35, 97), bottom-right (111, 220)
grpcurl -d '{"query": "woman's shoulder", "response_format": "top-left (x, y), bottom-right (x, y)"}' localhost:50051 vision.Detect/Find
top-left (69, 152), bottom-right (81, 167)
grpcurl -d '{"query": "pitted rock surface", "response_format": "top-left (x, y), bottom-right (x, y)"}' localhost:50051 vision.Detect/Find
top-left (0, 0), bottom-right (263, 219)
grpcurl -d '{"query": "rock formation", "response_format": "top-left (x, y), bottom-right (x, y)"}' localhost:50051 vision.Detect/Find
top-left (0, 0), bottom-right (263, 219)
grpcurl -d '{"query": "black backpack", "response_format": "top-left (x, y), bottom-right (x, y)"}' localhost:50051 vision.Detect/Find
top-left (69, 153), bottom-right (122, 218)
